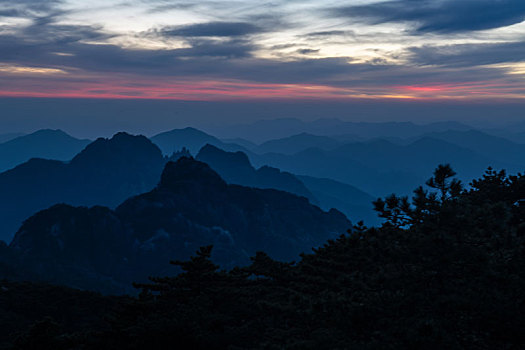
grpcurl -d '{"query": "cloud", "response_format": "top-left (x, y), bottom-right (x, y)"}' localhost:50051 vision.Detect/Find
top-left (333, 0), bottom-right (525, 33)
top-left (0, 0), bottom-right (62, 13)
top-left (0, 22), bottom-right (518, 92)
top-left (22, 20), bottom-right (112, 45)
top-left (0, 9), bottom-right (26, 17)
top-left (408, 41), bottom-right (525, 67)
top-left (161, 21), bottom-right (263, 37)
top-left (304, 30), bottom-right (353, 37)
top-left (0, 0), bottom-right (524, 100)
top-left (297, 48), bottom-right (319, 55)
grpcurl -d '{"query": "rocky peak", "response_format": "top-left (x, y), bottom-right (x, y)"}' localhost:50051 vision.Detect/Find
top-left (197, 144), bottom-right (252, 168)
top-left (71, 132), bottom-right (163, 166)
top-left (158, 157), bottom-right (227, 192)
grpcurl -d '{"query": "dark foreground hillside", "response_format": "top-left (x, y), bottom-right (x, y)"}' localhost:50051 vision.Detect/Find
top-left (2, 166), bottom-right (524, 349)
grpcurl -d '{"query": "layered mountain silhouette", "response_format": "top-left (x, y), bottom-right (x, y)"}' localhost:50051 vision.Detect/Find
top-left (196, 144), bottom-right (317, 203)
top-left (151, 127), bottom-right (246, 155)
top-left (0, 132), bottom-right (25, 144)
top-left (255, 137), bottom-right (523, 196)
top-left (0, 133), bottom-right (165, 242)
top-left (0, 129), bottom-right (90, 172)
top-left (412, 129), bottom-right (525, 166)
top-left (256, 133), bottom-right (342, 154)
top-left (196, 144), bottom-right (378, 224)
top-left (297, 175), bottom-right (377, 225)
top-left (7, 158), bottom-right (350, 294)
top-left (211, 118), bottom-right (473, 143)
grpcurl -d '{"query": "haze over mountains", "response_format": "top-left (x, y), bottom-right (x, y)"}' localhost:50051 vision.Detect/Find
top-left (196, 144), bottom-right (378, 224)
top-left (206, 118), bottom-right (474, 144)
top-left (0, 133), bottom-right (166, 241)
top-left (205, 118), bottom-right (525, 144)
top-left (5, 158), bottom-right (349, 294)
top-left (151, 127), bottom-right (244, 155)
top-left (0, 129), bottom-right (90, 172)
top-left (0, 132), bottom-right (374, 243)
top-left (196, 144), bottom-right (317, 203)
top-left (0, 119), bottom-right (523, 243)
top-left (0, 132), bottom-right (25, 144)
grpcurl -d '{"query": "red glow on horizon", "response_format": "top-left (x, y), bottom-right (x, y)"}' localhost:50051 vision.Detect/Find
top-left (1, 75), bottom-right (524, 101)
top-left (0, 78), bottom-right (416, 101)
top-left (402, 86), bottom-right (444, 92)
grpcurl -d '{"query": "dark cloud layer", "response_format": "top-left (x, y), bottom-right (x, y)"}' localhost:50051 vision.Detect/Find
top-left (0, 9), bottom-right (25, 17)
top-left (0, 0), bottom-right (62, 13)
top-left (334, 0), bottom-right (525, 33)
top-left (409, 41), bottom-right (525, 67)
top-left (162, 21), bottom-right (263, 37)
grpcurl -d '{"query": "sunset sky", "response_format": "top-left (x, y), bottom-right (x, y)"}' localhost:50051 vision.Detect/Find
top-left (1, 0), bottom-right (525, 101)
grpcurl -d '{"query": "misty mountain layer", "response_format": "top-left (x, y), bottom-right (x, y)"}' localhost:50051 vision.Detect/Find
top-left (6, 158), bottom-right (350, 294)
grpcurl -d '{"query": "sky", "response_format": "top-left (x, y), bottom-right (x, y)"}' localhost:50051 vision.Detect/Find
top-left (0, 0), bottom-right (525, 102)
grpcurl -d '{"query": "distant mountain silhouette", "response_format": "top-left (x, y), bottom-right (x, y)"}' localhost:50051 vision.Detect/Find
top-left (8, 158), bottom-right (350, 294)
top-left (0, 132), bottom-right (25, 144)
top-left (256, 137), bottom-right (522, 196)
top-left (297, 175), bottom-right (377, 225)
top-left (151, 127), bottom-right (246, 155)
top-left (212, 118), bottom-right (473, 143)
top-left (196, 144), bottom-right (379, 225)
top-left (0, 129), bottom-right (90, 172)
top-left (196, 144), bottom-right (317, 203)
top-left (0, 132), bottom-right (165, 242)
top-left (219, 137), bottom-right (258, 150)
top-left (256, 133), bottom-right (342, 154)
top-left (413, 129), bottom-right (525, 166)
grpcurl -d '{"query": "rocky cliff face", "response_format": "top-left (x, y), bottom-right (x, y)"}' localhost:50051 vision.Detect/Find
top-left (9, 158), bottom-right (351, 294)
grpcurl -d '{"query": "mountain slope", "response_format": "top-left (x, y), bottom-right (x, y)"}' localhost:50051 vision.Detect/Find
top-left (415, 129), bottom-right (525, 165)
top-left (196, 144), bottom-right (317, 203)
top-left (212, 118), bottom-right (473, 143)
top-left (0, 129), bottom-right (90, 172)
top-left (151, 127), bottom-right (247, 155)
top-left (0, 133), bottom-right (165, 242)
top-left (8, 158), bottom-right (350, 294)
top-left (0, 132), bottom-right (25, 144)
top-left (196, 144), bottom-right (379, 225)
top-left (255, 137), bottom-right (523, 197)
top-left (297, 175), bottom-right (378, 225)
top-left (256, 133), bottom-right (341, 154)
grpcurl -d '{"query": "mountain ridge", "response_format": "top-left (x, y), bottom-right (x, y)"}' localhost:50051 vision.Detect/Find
top-left (0, 129), bottom-right (90, 172)
top-left (0, 132), bottom-right (165, 242)
top-left (7, 157), bottom-right (351, 294)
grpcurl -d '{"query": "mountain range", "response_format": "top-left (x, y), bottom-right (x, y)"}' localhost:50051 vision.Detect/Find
top-left (0, 129), bottom-right (90, 172)
top-left (151, 127), bottom-right (245, 155)
top-left (0, 132), bottom-right (165, 242)
top-left (245, 128), bottom-right (524, 196)
top-left (206, 118), bottom-right (475, 143)
top-left (196, 144), bottom-right (377, 224)
top-left (253, 137), bottom-right (521, 196)
top-left (0, 123), bottom-right (523, 241)
top-left (0, 132), bottom-right (25, 143)
top-left (5, 158), bottom-right (350, 294)
top-left (196, 144), bottom-right (317, 203)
